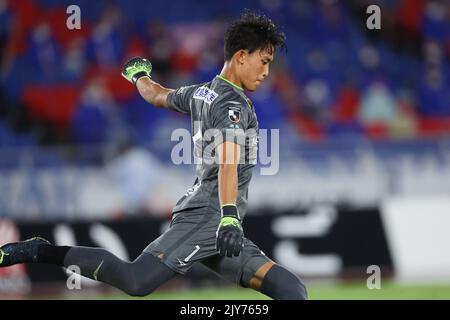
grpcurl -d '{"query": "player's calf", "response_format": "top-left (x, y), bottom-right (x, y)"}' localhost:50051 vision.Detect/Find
top-left (63, 247), bottom-right (175, 297)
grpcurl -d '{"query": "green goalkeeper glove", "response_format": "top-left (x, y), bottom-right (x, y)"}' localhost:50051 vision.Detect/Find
top-left (121, 57), bottom-right (152, 85)
top-left (216, 205), bottom-right (244, 257)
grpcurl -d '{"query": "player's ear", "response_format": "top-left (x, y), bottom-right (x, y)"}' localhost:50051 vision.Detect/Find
top-left (235, 50), bottom-right (247, 65)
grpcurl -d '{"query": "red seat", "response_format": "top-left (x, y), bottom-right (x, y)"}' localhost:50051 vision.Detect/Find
top-left (23, 84), bottom-right (80, 129)
top-left (333, 86), bottom-right (360, 123)
top-left (8, 0), bottom-right (40, 33)
top-left (364, 122), bottom-right (389, 140)
top-left (84, 66), bottom-right (135, 102)
top-left (419, 117), bottom-right (450, 137)
top-left (6, 0), bottom-right (41, 55)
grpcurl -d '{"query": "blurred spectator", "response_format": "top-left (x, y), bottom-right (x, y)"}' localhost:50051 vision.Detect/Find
top-left (357, 45), bottom-right (383, 87)
top-left (422, 0), bottom-right (449, 43)
top-left (196, 39), bottom-right (223, 82)
top-left (358, 81), bottom-right (399, 138)
top-left (390, 90), bottom-right (418, 139)
top-left (71, 79), bottom-right (116, 144)
top-left (315, 0), bottom-right (351, 43)
top-left (61, 38), bottom-right (86, 83)
top-left (85, 5), bottom-right (125, 69)
top-left (303, 79), bottom-right (334, 123)
top-left (144, 20), bottom-right (174, 81)
top-left (423, 40), bottom-right (445, 67)
top-left (26, 22), bottom-right (62, 83)
top-left (417, 67), bottom-right (449, 117)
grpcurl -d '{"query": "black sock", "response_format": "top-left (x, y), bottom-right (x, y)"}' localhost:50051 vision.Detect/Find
top-left (37, 245), bottom-right (71, 266)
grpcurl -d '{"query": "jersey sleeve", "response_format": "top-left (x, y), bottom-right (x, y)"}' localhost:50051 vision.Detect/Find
top-left (166, 85), bottom-right (198, 114)
top-left (209, 101), bottom-right (251, 147)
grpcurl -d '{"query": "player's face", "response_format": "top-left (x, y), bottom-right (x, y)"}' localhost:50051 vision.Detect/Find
top-left (240, 46), bottom-right (274, 92)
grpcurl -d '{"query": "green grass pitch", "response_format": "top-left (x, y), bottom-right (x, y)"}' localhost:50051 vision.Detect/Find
top-left (37, 281), bottom-right (450, 300)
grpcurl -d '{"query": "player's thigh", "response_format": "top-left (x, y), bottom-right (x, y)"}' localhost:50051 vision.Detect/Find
top-left (143, 207), bottom-right (219, 274)
top-left (200, 237), bottom-right (272, 288)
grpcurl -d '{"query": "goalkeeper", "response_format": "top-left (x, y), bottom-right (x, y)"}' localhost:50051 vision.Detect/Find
top-left (0, 11), bottom-right (307, 300)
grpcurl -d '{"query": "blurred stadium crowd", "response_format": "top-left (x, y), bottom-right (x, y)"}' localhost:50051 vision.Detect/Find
top-left (0, 0), bottom-right (448, 150)
top-left (0, 0), bottom-right (448, 218)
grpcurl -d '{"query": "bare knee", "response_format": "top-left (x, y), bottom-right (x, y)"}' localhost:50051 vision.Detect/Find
top-left (248, 261), bottom-right (275, 291)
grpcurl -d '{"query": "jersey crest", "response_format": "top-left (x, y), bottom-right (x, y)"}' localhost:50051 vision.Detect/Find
top-left (228, 107), bottom-right (241, 123)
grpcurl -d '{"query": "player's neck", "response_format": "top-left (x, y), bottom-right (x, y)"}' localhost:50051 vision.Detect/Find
top-left (219, 62), bottom-right (244, 91)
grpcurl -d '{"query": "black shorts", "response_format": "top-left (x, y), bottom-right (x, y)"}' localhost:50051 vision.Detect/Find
top-left (143, 206), bottom-right (271, 287)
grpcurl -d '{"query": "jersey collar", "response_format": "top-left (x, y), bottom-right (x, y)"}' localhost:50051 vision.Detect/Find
top-left (216, 75), bottom-right (244, 91)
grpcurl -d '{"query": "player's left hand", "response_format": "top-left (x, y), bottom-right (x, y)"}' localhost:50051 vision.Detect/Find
top-left (121, 57), bottom-right (152, 85)
top-left (216, 216), bottom-right (244, 257)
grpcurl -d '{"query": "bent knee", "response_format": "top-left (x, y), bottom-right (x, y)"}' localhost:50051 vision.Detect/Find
top-left (123, 253), bottom-right (175, 297)
top-left (123, 281), bottom-right (157, 297)
top-left (121, 268), bottom-right (158, 297)
top-left (260, 264), bottom-right (308, 300)
top-left (294, 280), bottom-right (308, 300)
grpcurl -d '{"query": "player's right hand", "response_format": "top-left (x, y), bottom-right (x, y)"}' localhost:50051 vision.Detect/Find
top-left (121, 57), bottom-right (152, 85)
top-left (216, 216), bottom-right (244, 257)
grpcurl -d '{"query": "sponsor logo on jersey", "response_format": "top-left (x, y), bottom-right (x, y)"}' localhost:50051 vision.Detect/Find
top-left (193, 87), bottom-right (219, 104)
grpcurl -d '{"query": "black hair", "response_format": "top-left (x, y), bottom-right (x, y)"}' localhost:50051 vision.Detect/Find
top-left (224, 10), bottom-right (287, 61)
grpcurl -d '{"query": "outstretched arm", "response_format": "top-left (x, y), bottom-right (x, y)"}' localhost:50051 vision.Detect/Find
top-left (121, 57), bottom-right (173, 108)
top-left (135, 77), bottom-right (174, 108)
